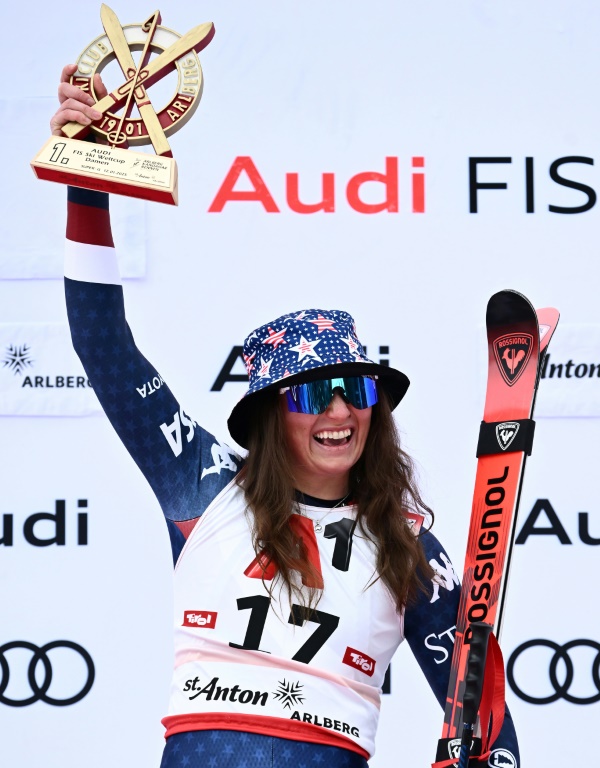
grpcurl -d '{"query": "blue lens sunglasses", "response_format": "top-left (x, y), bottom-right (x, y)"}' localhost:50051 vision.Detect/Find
top-left (280, 376), bottom-right (378, 415)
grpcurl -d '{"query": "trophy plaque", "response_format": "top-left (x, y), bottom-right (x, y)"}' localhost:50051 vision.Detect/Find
top-left (31, 5), bottom-right (215, 205)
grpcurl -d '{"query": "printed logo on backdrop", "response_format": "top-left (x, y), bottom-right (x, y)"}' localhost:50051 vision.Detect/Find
top-left (516, 499), bottom-right (600, 546)
top-left (1, 343), bottom-right (89, 390)
top-left (469, 156), bottom-right (597, 214)
top-left (2, 344), bottom-right (34, 375)
top-left (208, 155), bottom-right (598, 217)
top-left (534, 324), bottom-right (600, 417)
top-left (0, 640), bottom-right (94, 706)
top-left (0, 324), bottom-right (100, 416)
top-left (0, 499), bottom-right (89, 547)
top-left (507, 639), bottom-right (600, 705)
top-left (208, 156), bottom-right (426, 214)
top-left (211, 344), bottom-right (392, 391)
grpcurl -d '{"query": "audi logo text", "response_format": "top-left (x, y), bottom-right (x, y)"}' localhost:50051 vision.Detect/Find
top-left (508, 639), bottom-right (600, 705)
top-left (0, 640), bottom-right (95, 706)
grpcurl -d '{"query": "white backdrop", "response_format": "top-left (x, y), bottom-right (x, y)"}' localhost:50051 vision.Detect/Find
top-left (1, 2), bottom-right (598, 766)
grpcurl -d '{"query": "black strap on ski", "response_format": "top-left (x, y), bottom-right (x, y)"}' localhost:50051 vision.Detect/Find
top-left (476, 419), bottom-right (536, 457)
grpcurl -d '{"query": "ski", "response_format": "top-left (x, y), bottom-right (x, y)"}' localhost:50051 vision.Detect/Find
top-left (434, 290), bottom-right (559, 766)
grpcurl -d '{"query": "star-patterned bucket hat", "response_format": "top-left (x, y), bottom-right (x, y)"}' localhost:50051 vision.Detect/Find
top-left (227, 309), bottom-right (410, 447)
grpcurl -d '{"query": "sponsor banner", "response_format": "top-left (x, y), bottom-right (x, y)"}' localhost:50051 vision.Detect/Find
top-left (0, 98), bottom-right (147, 280)
top-left (535, 325), bottom-right (600, 418)
top-left (0, 323), bottom-right (101, 416)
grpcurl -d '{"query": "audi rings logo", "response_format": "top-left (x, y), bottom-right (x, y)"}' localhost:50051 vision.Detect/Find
top-left (508, 639), bottom-right (600, 705)
top-left (0, 641), bottom-right (95, 707)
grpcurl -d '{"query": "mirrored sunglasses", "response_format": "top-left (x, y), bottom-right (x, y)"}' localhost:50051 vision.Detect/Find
top-left (280, 376), bottom-right (378, 415)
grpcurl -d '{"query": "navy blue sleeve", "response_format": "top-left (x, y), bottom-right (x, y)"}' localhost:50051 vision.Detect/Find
top-left (64, 188), bottom-right (243, 530)
top-left (404, 530), bottom-right (520, 766)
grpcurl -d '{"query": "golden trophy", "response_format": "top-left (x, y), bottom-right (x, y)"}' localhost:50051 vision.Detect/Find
top-left (31, 5), bottom-right (215, 205)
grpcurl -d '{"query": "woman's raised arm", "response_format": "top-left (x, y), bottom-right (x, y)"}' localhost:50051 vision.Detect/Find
top-left (55, 68), bottom-right (242, 538)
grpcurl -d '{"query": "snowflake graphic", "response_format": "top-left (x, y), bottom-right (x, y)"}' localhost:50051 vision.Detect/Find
top-left (2, 344), bottom-right (34, 376)
top-left (272, 679), bottom-right (305, 710)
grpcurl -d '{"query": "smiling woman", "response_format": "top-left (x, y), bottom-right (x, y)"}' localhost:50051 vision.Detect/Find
top-left (52, 66), bottom-right (521, 768)
top-left (228, 310), bottom-right (435, 618)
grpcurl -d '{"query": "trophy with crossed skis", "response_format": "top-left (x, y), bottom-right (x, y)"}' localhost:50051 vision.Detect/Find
top-left (31, 5), bottom-right (215, 205)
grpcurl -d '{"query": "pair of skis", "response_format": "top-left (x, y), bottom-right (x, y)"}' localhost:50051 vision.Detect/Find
top-left (433, 290), bottom-right (559, 767)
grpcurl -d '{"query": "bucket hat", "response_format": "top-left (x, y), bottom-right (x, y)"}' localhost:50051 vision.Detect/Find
top-left (227, 308), bottom-right (410, 447)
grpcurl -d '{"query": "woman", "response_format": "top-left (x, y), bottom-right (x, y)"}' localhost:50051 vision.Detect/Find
top-left (52, 67), bottom-right (519, 767)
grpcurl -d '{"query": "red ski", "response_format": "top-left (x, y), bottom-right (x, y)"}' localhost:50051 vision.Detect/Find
top-left (434, 290), bottom-right (559, 766)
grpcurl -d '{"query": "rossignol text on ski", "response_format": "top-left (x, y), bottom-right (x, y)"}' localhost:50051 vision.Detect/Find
top-left (433, 290), bottom-right (559, 768)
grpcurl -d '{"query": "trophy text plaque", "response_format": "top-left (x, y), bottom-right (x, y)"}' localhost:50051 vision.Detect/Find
top-left (31, 5), bottom-right (215, 205)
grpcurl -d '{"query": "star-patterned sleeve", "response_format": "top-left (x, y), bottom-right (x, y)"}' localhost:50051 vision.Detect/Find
top-left (403, 531), bottom-right (520, 766)
top-left (64, 187), bottom-right (242, 533)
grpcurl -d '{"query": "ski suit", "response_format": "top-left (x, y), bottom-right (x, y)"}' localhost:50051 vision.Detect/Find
top-left (64, 187), bottom-right (520, 767)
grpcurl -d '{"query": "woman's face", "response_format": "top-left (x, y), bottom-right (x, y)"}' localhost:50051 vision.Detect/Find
top-left (281, 391), bottom-right (372, 499)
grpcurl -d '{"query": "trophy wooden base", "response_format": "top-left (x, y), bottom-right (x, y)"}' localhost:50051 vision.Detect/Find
top-left (31, 137), bottom-right (178, 205)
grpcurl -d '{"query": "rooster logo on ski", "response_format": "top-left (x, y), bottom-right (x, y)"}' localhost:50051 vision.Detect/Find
top-left (493, 333), bottom-right (533, 387)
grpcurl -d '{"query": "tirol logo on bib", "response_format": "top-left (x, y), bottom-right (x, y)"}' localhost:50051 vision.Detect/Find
top-left (493, 333), bottom-right (533, 387)
top-left (183, 611), bottom-right (217, 628)
top-left (342, 647), bottom-right (376, 677)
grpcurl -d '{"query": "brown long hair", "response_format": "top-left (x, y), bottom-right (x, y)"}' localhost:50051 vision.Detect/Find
top-left (240, 387), bottom-right (436, 612)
